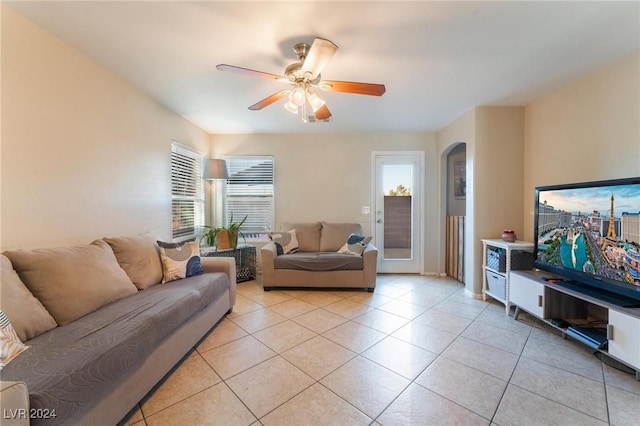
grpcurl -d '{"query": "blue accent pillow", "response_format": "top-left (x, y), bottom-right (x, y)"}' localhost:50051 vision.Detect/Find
top-left (157, 240), bottom-right (203, 283)
top-left (338, 234), bottom-right (372, 256)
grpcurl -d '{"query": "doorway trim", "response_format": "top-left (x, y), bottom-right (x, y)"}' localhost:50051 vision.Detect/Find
top-left (371, 151), bottom-right (425, 274)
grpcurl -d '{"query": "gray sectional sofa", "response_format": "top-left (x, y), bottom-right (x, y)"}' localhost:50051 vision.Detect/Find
top-left (0, 233), bottom-right (236, 426)
top-left (261, 222), bottom-right (378, 291)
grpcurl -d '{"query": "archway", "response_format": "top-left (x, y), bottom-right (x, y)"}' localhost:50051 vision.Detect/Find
top-left (440, 142), bottom-right (467, 282)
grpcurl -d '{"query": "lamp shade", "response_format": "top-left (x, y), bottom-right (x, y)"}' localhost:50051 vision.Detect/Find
top-left (203, 159), bottom-right (228, 180)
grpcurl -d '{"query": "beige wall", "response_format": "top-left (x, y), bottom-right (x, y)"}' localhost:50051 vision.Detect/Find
top-left (1, 5), bottom-right (210, 250)
top-left (523, 51), bottom-right (640, 242)
top-left (4, 2), bottom-right (636, 290)
top-left (438, 52), bottom-right (640, 298)
top-left (437, 107), bottom-right (524, 297)
top-left (211, 132), bottom-right (442, 273)
top-left (475, 106), bottom-right (526, 240)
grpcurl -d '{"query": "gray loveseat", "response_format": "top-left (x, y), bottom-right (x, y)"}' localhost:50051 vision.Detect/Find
top-left (0, 233), bottom-right (236, 426)
top-left (261, 222), bottom-right (378, 292)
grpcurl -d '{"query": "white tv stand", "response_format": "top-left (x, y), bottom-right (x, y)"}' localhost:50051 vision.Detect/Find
top-left (510, 270), bottom-right (640, 380)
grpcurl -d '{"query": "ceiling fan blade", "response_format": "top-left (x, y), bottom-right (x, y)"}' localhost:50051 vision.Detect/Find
top-left (314, 104), bottom-right (332, 121)
top-left (248, 89), bottom-right (290, 110)
top-left (301, 38), bottom-right (338, 79)
top-left (320, 80), bottom-right (386, 96)
top-left (217, 64), bottom-right (288, 83)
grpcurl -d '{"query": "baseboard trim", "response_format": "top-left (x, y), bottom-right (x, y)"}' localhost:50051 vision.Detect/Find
top-left (465, 288), bottom-right (483, 300)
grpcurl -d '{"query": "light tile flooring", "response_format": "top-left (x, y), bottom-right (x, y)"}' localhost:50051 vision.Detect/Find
top-left (123, 275), bottom-right (640, 426)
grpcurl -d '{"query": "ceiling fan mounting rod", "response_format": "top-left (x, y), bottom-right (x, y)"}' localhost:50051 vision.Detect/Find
top-left (293, 42), bottom-right (311, 61)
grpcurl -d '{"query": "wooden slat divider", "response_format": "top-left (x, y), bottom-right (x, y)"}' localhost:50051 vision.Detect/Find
top-left (446, 215), bottom-right (465, 283)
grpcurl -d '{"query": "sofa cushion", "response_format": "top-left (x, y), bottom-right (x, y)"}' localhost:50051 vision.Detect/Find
top-left (0, 255), bottom-right (57, 341)
top-left (338, 234), bottom-right (373, 256)
top-left (282, 222), bottom-right (321, 252)
top-left (1, 272), bottom-right (230, 423)
top-left (0, 311), bottom-right (30, 369)
top-left (103, 233), bottom-right (163, 289)
top-left (4, 240), bottom-right (138, 326)
top-left (157, 240), bottom-right (203, 283)
top-left (320, 222), bottom-right (362, 252)
top-left (274, 252), bottom-right (363, 271)
top-left (269, 230), bottom-right (299, 254)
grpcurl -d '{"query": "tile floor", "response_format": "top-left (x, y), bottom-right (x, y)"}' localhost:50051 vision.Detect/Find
top-left (123, 275), bottom-right (640, 426)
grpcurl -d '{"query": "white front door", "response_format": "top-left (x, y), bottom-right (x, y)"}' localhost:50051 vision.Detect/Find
top-left (373, 152), bottom-right (423, 273)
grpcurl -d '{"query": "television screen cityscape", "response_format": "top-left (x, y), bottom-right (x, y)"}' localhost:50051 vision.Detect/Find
top-left (534, 177), bottom-right (640, 302)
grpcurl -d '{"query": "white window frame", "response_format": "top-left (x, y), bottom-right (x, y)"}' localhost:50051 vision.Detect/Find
top-left (217, 156), bottom-right (274, 239)
top-left (171, 142), bottom-right (204, 241)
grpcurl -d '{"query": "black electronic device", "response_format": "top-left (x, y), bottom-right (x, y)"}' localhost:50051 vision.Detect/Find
top-left (549, 318), bottom-right (570, 328)
top-left (565, 326), bottom-right (608, 350)
top-left (533, 177), bottom-right (640, 307)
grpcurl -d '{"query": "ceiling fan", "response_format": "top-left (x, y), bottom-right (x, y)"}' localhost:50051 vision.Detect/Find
top-left (217, 38), bottom-right (386, 122)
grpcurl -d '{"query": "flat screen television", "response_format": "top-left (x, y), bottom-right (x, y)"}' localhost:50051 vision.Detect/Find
top-left (533, 177), bottom-right (640, 307)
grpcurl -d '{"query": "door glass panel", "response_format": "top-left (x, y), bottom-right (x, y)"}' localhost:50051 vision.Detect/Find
top-left (383, 164), bottom-right (413, 260)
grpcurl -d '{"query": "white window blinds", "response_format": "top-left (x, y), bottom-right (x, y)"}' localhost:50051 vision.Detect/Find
top-left (222, 156), bottom-right (274, 238)
top-left (171, 143), bottom-right (204, 240)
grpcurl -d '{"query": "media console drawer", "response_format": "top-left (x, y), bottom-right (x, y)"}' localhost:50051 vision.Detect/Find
top-left (509, 271), bottom-right (544, 318)
top-left (608, 310), bottom-right (640, 370)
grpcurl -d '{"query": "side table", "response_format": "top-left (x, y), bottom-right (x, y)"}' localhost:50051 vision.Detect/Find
top-left (481, 239), bottom-right (534, 315)
top-left (201, 244), bottom-right (257, 283)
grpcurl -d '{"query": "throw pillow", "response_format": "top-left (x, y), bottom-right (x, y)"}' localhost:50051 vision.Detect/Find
top-left (0, 255), bottom-right (57, 342)
top-left (4, 240), bottom-right (138, 326)
top-left (338, 234), bottom-right (372, 256)
top-left (103, 233), bottom-right (163, 289)
top-left (0, 311), bottom-right (30, 370)
top-left (157, 240), bottom-right (204, 283)
top-left (269, 230), bottom-right (300, 254)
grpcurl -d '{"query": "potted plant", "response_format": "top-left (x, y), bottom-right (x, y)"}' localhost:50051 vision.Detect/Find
top-left (200, 213), bottom-right (248, 250)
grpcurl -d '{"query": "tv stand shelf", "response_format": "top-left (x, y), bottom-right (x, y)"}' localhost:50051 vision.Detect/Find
top-left (510, 270), bottom-right (640, 380)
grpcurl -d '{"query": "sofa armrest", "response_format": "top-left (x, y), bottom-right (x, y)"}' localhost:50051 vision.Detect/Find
top-left (201, 257), bottom-right (237, 309)
top-left (363, 242), bottom-right (378, 258)
top-left (0, 381), bottom-right (29, 425)
top-left (260, 242), bottom-right (277, 287)
top-left (362, 243), bottom-right (378, 287)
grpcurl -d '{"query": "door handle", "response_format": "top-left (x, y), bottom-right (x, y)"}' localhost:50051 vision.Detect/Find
top-left (376, 219), bottom-right (382, 223)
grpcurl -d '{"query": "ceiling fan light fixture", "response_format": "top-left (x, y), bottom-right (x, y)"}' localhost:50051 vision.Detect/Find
top-left (307, 91), bottom-right (325, 112)
top-left (289, 86), bottom-right (306, 107)
top-left (284, 100), bottom-right (298, 114)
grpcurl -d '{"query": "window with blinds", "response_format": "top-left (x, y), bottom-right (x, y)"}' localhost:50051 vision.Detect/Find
top-left (222, 156), bottom-right (274, 238)
top-left (171, 143), bottom-right (204, 240)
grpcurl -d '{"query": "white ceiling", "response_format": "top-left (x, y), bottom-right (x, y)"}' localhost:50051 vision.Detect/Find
top-left (7, 1), bottom-right (640, 134)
